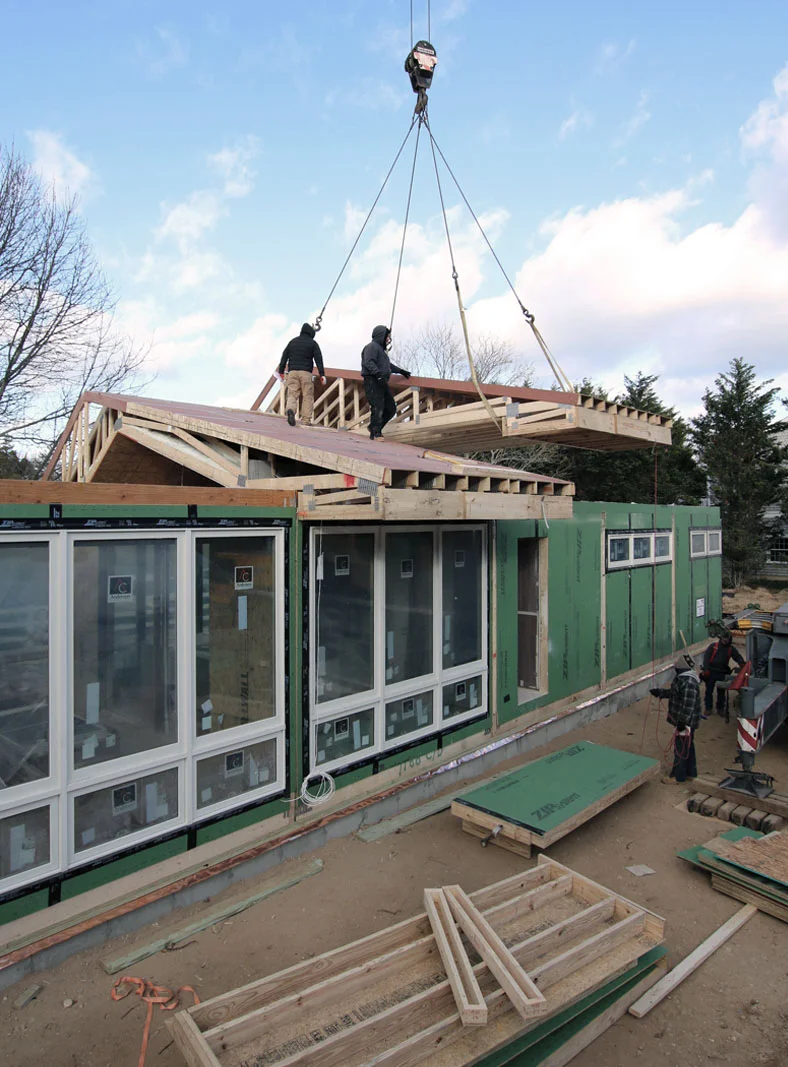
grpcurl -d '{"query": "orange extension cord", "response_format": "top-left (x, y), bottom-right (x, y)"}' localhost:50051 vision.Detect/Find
top-left (111, 976), bottom-right (200, 1067)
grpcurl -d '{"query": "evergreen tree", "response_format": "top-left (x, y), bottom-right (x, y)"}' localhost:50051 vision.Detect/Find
top-left (691, 358), bottom-right (788, 586)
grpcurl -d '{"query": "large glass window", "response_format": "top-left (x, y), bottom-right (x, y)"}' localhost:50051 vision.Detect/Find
top-left (315, 533), bottom-right (374, 702)
top-left (442, 530), bottom-right (483, 669)
top-left (73, 768), bottom-right (179, 853)
top-left (73, 539), bottom-right (178, 768)
top-left (195, 537), bottom-right (277, 737)
top-left (0, 543), bottom-right (49, 789)
top-left (315, 709), bottom-right (375, 765)
top-left (0, 806), bottom-right (50, 879)
top-left (385, 531), bottom-right (433, 684)
top-left (385, 690), bottom-right (434, 741)
top-left (196, 737), bottom-right (278, 810)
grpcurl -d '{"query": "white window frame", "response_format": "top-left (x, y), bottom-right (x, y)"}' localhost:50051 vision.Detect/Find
top-left (690, 528), bottom-right (722, 559)
top-left (689, 529), bottom-right (708, 559)
top-left (606, 531), bottom-right (674, 571)
top-left (706, 530), bottom-right (722, 557)
top-left (0, 527), bottom-right (288, 892)
top-left (308, 524), bottom-right (488, 774)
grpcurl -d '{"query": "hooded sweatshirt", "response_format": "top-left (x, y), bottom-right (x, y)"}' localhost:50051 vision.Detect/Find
top-left (361, 325), bottom-right (407, 380)
top-left (278, 323), bottom-right (324, 376)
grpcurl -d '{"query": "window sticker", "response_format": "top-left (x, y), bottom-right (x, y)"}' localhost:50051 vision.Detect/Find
top-left (224, 751), bottom-right (245, 779)
top-left (234, 565), bottom-right (254, 590)
top-left (108, 575), bottom-right (134, 602)
top-left (334, 554), bottom-right (350, 576)
top-left (400, 558), bottom-right (414, 578)
top-left (112, 782), bottom-right (137, 815)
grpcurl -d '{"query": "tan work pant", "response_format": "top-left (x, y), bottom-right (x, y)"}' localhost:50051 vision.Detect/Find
top-left (285, 370), bottom-right (315, 422)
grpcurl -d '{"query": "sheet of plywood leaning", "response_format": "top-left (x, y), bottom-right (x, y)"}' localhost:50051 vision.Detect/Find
top-left (451, 742), bottom-right (660, 857)
top-left (168, 856), bottom-right (665, 1067)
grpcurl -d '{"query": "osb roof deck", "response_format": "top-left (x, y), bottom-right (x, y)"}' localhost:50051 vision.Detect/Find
top-left (44, 391), bottom-right (574, 523)
top-left (255, 368), bottom-right (673, 453)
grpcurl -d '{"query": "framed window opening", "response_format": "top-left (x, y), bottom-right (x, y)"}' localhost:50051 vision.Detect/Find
top-left (517, 537), bottom-right (547, 698)
top-left (0, 526), bottom-right (288, 893)
top-left (309, 524), bottom-right (488, 774)
top-left (606, 531), bottom-right (674, 571)
top-left (689, 528), bottom-right (722, 559)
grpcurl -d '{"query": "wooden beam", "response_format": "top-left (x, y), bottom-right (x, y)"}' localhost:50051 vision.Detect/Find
top-left (444, 885), bottom-right (547, 1021)
top-left (168, 1011), bottom-right (223, 1067)
top-left (118, 425), bottom-right (238, 487)
top-left (423, 889), bottom-right (487, 1026)
top-left (628, 905), bottom-right (757, 1018)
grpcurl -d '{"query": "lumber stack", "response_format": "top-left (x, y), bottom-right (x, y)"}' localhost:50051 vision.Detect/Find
top-left (168, 857), bottom-right (666, 1067)
top-left (677, 828), bottom-right (788, 922)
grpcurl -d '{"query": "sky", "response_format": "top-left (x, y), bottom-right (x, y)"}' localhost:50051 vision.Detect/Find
top-left (2, 0), bottom-right (788, 419)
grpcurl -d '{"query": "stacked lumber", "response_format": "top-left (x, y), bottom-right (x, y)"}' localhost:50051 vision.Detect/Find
top-left (168, 857), bottom-right (666, 1067)
top-left (677, 828), bottom-right (788, 922)
top-left (452, 742), bottom-right (659, 857)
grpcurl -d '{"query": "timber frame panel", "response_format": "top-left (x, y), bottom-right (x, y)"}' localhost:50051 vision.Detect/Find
top-left (255, 369), bottom-right (673, 452)
top-left (169, 857), bottom-right (664, 1067)
top-left (44, 393), bottom-right (575, 522)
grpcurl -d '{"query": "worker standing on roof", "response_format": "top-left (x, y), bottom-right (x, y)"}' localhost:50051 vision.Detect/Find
top-left (276, 323), bottom-right (326, 427)
top-left (361, 326), bottom-right (411, 440)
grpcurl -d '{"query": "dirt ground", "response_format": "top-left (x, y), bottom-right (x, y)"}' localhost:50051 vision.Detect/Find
top-left (723, 583), bottom-right (788, 615)
top-left (3, 668), bottom-right (788, 1066)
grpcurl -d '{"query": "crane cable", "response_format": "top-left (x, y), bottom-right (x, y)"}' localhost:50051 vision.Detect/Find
top-left (313, 114), bottom-right (419, 333)
top-left (424, 127), bottom-right (574, 394)
top-left (421, 109), bottom-right (503, 430)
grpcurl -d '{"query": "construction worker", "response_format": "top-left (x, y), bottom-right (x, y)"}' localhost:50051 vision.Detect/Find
top-left (360, 326), bottom-right (411, 440)
top-left (650, 655), bottom-right (703, 783)
top-left (701, 632), bottom-right (744, 718)
top-left (276, 323), bottom-right (326, 426)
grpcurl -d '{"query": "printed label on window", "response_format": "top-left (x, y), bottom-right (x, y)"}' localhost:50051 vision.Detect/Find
top-left (234, 566), bottom-right (254, 590)
top-left (108, 575), bottom-right (134, 602)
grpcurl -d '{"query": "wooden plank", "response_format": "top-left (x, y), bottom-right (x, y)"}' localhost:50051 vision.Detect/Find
top-left (101, 859), bottom-right (323, 975)
top-left (424, 889), bottom-right (487, 1026)
top-left (461, 819), bottom-right (532, 857)
top-left (688, 777), bottom-right (788, 820)
top-left (709, 875), bottom-right (788, 923)
top-left (168, 1011), bottom-right (223, 1067)
top-left (118, 425), bottom-right (239, 487)
top-left (0, 480), bottom-right (295, 507)
top-left (444, 885), bottom-right (548, 1021)
top-left (627, 905), bottom-right (757, 1018)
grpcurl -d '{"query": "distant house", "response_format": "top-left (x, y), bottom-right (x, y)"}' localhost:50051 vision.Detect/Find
top-left (760, 429), bottom-right (788, 581)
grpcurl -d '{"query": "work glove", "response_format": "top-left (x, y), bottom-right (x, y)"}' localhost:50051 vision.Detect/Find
top-left (649, 688), bottom-right (661, 697)
top-left (401, 369), bottom-right (411, 379)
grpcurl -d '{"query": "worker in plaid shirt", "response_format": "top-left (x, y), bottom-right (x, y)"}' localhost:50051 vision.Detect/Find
top-left (650, 655), bottom-right (702, 783)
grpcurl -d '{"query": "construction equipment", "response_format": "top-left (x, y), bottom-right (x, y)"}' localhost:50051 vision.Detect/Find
top-left (721, 602), bottom-right (788, 798)
top-left (405, 39), bottom-right (437, 113)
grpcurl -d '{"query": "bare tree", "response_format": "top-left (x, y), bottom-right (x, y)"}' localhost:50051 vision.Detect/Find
top-left (0, 144), bottom-right (147, 470)
top-left (397, 322), bottom-right (535, 387)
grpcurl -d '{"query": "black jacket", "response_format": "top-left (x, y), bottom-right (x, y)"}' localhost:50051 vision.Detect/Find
top-left (361, 325), bottom-right (408, 381)
top-left (702, 639), bottom-right (744, 676)
top-left (278, 323), bottom-right (324, 376)
top-left (653, 669), bottom-right (703, 730)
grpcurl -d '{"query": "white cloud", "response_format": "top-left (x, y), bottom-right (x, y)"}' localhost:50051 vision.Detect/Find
top-left (594, 39), bottom-right (636, 75)
top-left (741, 65), bottom-right (788, 239)
top-left (208, 136), bottom-right (261, 198)
top-left (558, 108), bottom-right (593, 141)
top-left (27, 130), bottom-right (97, 201)
top-left (621, 90), bottom-right (651, 139)
top-left (137, 26), bottom-right (189, 76)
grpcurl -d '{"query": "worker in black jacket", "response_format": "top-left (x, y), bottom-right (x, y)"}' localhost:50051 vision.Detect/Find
top-left (360, 325), bottom-right (411, 440)
top-left (276, 323), bottom-right (326, 426)
top-left (650, 656), bottom-right (703, 782)
top-left (701, 632), bottom-right (744, 717)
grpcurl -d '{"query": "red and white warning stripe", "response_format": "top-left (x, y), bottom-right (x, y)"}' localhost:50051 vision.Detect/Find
top-left (737, 716), bottom-right (760, 754)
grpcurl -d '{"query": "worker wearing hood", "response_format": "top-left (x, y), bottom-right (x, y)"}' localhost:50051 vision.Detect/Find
top-left (277, 323), bottom-right (326, 426)
top-left (360, 326), bottom-right (411, 440)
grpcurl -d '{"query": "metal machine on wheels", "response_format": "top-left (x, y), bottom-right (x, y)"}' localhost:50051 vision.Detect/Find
top-left (721, 602), bottom-right (788, 798)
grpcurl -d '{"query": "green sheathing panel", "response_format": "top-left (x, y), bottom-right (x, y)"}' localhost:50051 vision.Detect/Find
top-left (333, 763), bottom-right (375, 790)
top-left (456, 742), bottom-right (658, 836)
top-left (629, 566), bottom-right (654, 668)
top-left (0, 888), bottom-right (49, 926)
top-left (378, 738), bottom-right (438, 771)
top-left (475, 947), bottom-right (667, 1067)
top-left (196, 506), bottom-right (293, 519)
top-left (60, 835), bottom-right (189, 900)
top-left (195, 798), bottom-right (283, 845)
top-left (0, 504), bottom-right (50, 519)
top-left (605, 570), bottom-right (631, 679)
top-left (496, 512), bottom-right (601, 725)
top-left (61, 505), bottom-right (188, 518)
top-left (654, 562), bottom-right (673, 660)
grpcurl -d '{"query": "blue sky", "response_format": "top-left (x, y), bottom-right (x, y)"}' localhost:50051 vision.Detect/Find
top-left (2, 0), bottom-right (788, 417)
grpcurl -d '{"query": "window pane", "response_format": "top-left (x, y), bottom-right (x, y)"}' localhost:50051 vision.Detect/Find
top-left (442, 676), bottom-right (483, 720)
top-left (609, 537), bottom-right (629, 563)
top-left (73, 539), bottom-right (177, 768)
top-left (196, 537), bottom-right (276, 737)
top-left (196, 737), bottom-right (278, 809)
top-left (316, 533), bottom-right (374, 702)
top-left (0, 806), bottom-right (50, 879)
top-left (655, 535), bottom-right (670, 559)
top-left (442, 530), bottom-right (483, 669)
top-left (633, 536), bottom-right (652, 560)
top-left (385, 690), bottom-right (434, 742)
top-left (691, 533), bottom-right (706, 555)
top-left (0, 543), bottom-right (49, 789)
top-left (517, 540), bottom-right (539, 613)
top-left (708, 532), bottom-right (721, 553)
top-left (385, 532), bottom-right (433, 683)
top-left (73, 768), bottom-right (178, 852)
top-left (315, 709), bottom-right (374, 765)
